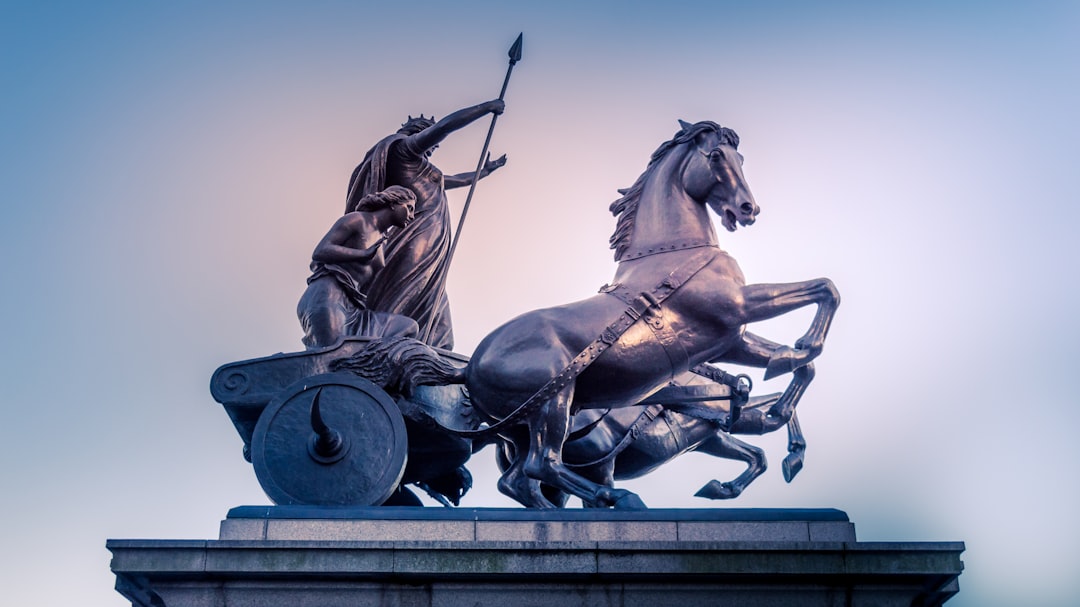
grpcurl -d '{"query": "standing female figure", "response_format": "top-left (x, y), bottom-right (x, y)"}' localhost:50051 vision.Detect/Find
top-left (346, 99), bottom-right (507, 350)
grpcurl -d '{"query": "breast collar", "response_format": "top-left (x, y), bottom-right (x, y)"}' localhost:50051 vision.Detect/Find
top-left (618, 240), bottom-right (718, 262)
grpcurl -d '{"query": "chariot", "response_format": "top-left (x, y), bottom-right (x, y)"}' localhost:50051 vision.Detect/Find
top-left (210, 336), bottom-right (777, 507)
top-left (210, 337), bottom-right (475, 507)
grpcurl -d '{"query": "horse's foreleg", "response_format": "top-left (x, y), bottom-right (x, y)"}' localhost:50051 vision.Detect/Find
top-left (714, 334), bottom-right (813, 481)
top-left (728, 363), bottom-right (814, 434)
top-left (720, 331), bottom-right (783, 367)
top-left (740, 279), bottom-right (839, 376)
top-left (522, 386), bottom-right (646, 509)
top-left (693, 432), bottom-right (767, 500)
top-left (716, 331), bottom-right (815, 420)
top-left (783, 412), bottom-right (806, 482)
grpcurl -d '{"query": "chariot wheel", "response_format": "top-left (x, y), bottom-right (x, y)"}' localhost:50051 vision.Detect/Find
top-left (250, 372), bottom-right (408, 506)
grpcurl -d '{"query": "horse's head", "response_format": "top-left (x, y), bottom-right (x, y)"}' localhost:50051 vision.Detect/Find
top-left (678, 120), bottom-right (759, 232)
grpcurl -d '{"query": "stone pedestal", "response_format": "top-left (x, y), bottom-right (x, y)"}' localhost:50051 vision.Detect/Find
top-left (108, 507), bottom-right (963, 606)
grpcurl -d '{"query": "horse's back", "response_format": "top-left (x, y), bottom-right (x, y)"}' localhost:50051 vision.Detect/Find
top-left (467, 295), bottom-right (618, 392)
top-left (465, 291), bottom-right (677, 411)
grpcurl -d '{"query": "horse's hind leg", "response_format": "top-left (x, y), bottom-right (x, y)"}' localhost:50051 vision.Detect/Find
top-left (496, 433), bottom-right (557, 508)
top-left (694, 432), bottom-right (767, 500)
top-left (575, 460), bottom-right (617, 508)
top-left (523, 386), bottom-right (646, 509)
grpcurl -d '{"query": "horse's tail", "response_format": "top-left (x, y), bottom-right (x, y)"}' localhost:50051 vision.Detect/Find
top-left (330, 336), bottom-right (466, 395)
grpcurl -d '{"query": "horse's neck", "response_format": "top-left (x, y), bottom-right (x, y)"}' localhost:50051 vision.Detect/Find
top-left (624, 153), bottom-right (717, 257)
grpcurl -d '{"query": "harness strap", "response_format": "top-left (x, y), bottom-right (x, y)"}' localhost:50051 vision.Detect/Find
top-left (601, 286), bottom-right (690, 381)
top-left (619, 241), bottom-right (718, 262)
top-left (565, 404), bottom-right (664, 469)
top-left (447, 249), bottom-right (716, 439)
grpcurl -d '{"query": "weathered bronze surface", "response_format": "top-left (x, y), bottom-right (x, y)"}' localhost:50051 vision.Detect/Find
top-left (210, 36), bottom-right (838, 508)
top-left (251, 373), bottom-right (409, 506)
top-left (297, 186), bottom-right (420, 348)
top-left (343, 99), bottom-right (506, 351)
top-left (462, 120), bottom-right (838, 508)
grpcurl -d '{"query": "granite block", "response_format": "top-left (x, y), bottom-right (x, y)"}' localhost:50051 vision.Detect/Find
top-left (204, 545), bottom-right (395, 574)
top-left (264, 518), bottom-right (475, 541)
top-left (219, 518), bottom-right (266, 540)
top-left (430, 582), bottom-right (622, 607)
top-left (475, 520), bottom-right (676, 542)
top-left (220, 582), bottom-right (433, 607)
top-left (394, 546), bottom-right (598, 575)
top-left (677, 521), bottom-right (809, 541)
top-left (110, 510), bottom-right (964, 607)
top-left (597, 546), bottom-right (847, 575)
top-left (808, 521), bottom-right (856, 542)
top-left (147, 583), bottom-right (225, 607)
top-left (107, 540), bottom-right (209, 573)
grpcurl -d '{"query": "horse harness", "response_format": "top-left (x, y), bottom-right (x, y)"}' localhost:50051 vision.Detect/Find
top-left (598, 281), bottom-right (689, 381)
top-left (452, 248), bottom-right (717, 439)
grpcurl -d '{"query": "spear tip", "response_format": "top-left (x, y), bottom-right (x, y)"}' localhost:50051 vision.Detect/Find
top-left (508, 33), bottom-right (523, 64)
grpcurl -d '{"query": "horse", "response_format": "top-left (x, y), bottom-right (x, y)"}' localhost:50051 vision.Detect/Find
top-left (465, 120), bottom-right (839, 508)
top-left (497, 362), bottom-right (816, 507)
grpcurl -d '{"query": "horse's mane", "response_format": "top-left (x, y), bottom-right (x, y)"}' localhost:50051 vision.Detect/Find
top-left (609, 121), bottom-right (739, 260)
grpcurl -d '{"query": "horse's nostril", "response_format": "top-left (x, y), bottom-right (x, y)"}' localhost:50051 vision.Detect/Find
top-left (740, 202), bottom-right (755, 214)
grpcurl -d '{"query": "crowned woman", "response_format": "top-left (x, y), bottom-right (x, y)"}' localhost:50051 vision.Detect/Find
top-left (345, 99), bottom-right (507, 350)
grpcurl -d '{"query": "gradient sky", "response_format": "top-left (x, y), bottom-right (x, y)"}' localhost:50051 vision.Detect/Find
top-left (2, 2), bottom-right (1078, 605)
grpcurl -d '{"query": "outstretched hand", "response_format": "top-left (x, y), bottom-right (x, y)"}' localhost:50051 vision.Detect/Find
top-left (486, 99), bottom-right (506, 115)
top-left (483, 153), bottom-right (507, 176)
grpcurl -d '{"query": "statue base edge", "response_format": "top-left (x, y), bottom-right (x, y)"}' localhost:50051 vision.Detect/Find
top-left (107, 507), bottom-right (964, 607)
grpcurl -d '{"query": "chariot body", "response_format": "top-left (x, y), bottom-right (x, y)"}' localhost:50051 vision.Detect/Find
top-left (210, 338), bottom-right (476, 507)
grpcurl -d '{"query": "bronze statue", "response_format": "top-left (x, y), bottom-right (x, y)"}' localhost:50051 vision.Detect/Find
top-left (212, 119), bottom-right (838, 509)
top-left (345, 101), bottom-right (507, 350)
top-left (212, 37), bottom-right (841, 509)
top-left (297, 186), bottom-right (420, 348)
top-left (461, 120), bottom-right (839, 508)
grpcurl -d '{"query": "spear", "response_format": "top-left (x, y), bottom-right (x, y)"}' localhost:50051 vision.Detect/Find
top-left (422, 33), bottom-right (523, 343)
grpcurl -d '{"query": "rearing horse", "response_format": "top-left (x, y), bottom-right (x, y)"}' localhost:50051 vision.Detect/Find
top-left (465, 120), bottom-right (839, 508)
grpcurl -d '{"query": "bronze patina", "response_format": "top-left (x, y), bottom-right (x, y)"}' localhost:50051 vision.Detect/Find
top-left (344, 100), bottom-right (507, 351)
top-left (297, 186), bottom-right (420, 348)
top-left (460, 120), bottom-right (838, 508)
top-left (211, 36), bottom-right (839, 508)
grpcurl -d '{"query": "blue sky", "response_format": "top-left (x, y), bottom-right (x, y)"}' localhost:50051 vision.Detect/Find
top-left (2, 2), bottom-right (1078, 605)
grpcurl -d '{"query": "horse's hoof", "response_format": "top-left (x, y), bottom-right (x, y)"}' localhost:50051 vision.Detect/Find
top-left (612, 492), bottom-right (647, 510)
top-left (695, 479), bottom-right (740, 500)
top-left (782, 451), bottom-right (804, 482)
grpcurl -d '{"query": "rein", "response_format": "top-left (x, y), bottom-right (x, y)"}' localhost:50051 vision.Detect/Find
top-left (440, 248), bottom-right (716, 439)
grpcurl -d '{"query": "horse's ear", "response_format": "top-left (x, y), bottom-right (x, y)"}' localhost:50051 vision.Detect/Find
top-left (678, 119), bottom-right (694, 132)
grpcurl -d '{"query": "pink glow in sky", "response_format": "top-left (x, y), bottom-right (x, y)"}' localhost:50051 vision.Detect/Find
top-left (2, 3), bottom-right (1078, 606)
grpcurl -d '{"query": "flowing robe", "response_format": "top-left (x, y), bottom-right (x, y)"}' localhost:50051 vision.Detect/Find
top-left (345, 135), bottom-right (454, 350)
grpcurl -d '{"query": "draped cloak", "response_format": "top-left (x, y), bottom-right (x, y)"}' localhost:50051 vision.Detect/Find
top-left (345, 134), bottom-right (454, 350)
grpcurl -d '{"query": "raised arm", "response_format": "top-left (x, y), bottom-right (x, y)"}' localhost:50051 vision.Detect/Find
top-left (404, 99), bottom-right (504, 156)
